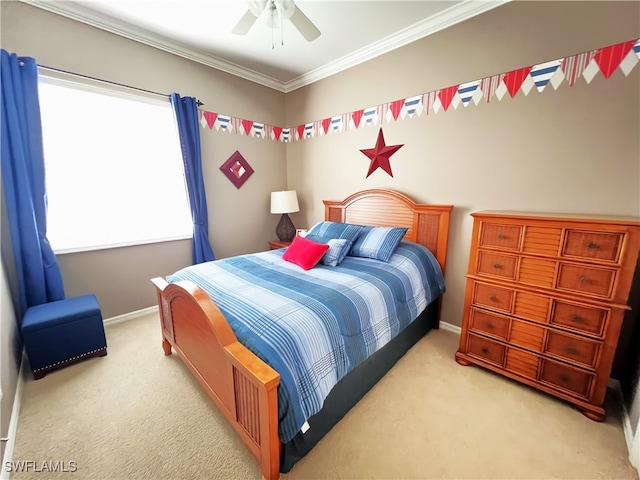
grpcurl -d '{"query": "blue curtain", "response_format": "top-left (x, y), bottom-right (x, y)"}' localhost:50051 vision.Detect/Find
top-left (170, 93), bottom-right (215, 264)
top-left (1, 49), bottom-right (65, 318)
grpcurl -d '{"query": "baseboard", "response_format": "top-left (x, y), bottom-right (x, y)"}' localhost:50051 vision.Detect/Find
top-left (1, 353), bottom-right (26, 480)
top-left (610, 379), bottom-right (639, 471)
top-left (111, 309), bottom-right (461, 333)
top-left (0, 305), bottom-right (156, 477)
top-left (632, 423), bottom-right (640, 471)
top-left (439, 321), bottom-right (461, 335)
top-left (103, 306), bottom-right (157, 326)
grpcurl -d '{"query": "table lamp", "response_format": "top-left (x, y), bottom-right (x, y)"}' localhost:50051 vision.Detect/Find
top-left (270, 190), bottom-right (299, 242)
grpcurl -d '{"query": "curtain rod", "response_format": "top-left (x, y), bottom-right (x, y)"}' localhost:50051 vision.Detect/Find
top-left (37, 64), bottom-right (204, 106)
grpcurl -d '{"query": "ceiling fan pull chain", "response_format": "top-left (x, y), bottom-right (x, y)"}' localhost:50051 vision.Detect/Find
top-left (271, 7), bottom-right (275, 49)
top-left (274, 0), bottom-right (285, 47)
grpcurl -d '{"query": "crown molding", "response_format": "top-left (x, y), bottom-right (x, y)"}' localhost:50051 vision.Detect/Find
top-left (19, 0), bottom-right (285, 91)
top-left (283, 0), bottom-right (510, 92)
top-left (20, 0), bottom-right (509, 93)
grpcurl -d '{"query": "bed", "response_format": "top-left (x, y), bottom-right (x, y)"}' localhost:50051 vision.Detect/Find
top-left (151, 189), bottom-right (452, 479)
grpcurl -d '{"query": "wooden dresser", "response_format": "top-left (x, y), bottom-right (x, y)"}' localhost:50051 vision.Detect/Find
top-left (455, 211), bottom-right (640, 421)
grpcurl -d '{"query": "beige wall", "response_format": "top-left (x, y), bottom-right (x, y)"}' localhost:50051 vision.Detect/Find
top-left (1, 1), bottom-right (638, 327)
top-left (0, 257), bottom-right (20, 463)
top-left (0, 149), bottom-right (21, 464)
top-left (285, 0), bottom-right (640, 328)
top-left (1, 1), bottom-right (288, 319)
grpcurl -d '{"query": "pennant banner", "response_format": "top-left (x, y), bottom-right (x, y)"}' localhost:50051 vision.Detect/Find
top-left (199, 38), bottom-right (640, 143)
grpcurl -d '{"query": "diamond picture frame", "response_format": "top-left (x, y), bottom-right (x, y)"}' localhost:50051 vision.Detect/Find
top-left (219, 150), bottom-right (254, 189)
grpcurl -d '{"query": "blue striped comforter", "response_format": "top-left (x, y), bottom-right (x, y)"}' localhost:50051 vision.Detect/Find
top-left (168, 241), bottom-right (445, 442)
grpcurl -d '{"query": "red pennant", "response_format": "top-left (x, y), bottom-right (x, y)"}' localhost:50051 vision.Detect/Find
top-left (202, 111), bottom-right (217, 129)
top-left (595, 41), bottom-right (635, 79)
top-left (351, 110), bottom-right (364, 128)
top-left (296, 125), bottom-right (305, 140)
top-left (389, 99), bottom-right (404, 120)
top-left (242, 119), bottom-right (253, 135)
top-left (438, 85), bottom-right (459, 111)
top-left (272, 126), bottom-right (282, 141)
top-left (322, 118), bottom-right (331, 134)
top-left (503, 67), bottom-right (532, 98)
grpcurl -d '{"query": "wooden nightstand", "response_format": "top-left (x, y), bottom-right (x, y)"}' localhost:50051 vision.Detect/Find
top-left (269, 240), bottom-right (291, 250)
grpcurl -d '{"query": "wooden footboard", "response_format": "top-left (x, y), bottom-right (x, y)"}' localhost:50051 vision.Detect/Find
top-left (151, 277), bottom-right (281, 480)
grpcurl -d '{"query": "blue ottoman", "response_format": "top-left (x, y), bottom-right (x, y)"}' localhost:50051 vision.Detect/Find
top-left (21, 295), bottom-right (108, 379)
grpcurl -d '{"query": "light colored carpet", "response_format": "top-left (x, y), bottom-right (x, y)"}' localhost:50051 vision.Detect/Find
top-left (9, 312), bottom-right (638, 480)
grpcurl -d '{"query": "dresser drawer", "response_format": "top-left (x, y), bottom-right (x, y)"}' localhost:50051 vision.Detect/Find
top-left (522, 226), bottom-right (562, 256)
top-left (505, 347), bottom-right (539, 380)
top-left (512, 290), bottom-right (551, 325)
top-left (476, 251), bottom-right (518, 280)
top-left (518, 257), bottom-right (556, 289)
top-left (472, 282), bottom-right (514, 313)
top-left (479, 223), bottom-right (522, 250)
top-left (556, 263), bottom-right (616, 298)
top-left (550, 300), bottom-right (608, 337)
top-left (466, 333), bottom-right (506, 366)
top-left (562, 230), bottom-right (623, 263)
top-left (544, 331), bottom-right (600, 369)
top-left (539, 359), bottom-right (593, 398)
top-left (509, 319), bottom-right (545, 353)
top-left (469, 309), bottom-right (510, 340)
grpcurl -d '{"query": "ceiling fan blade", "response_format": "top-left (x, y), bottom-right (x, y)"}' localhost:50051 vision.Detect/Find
top-left (231, 9), bottom-right (258, 35)
top-left (289, 5), bottom-right (321, 41)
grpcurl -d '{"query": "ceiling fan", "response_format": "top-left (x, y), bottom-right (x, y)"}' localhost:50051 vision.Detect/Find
top-left (232, 0), bottom-right (321, 43)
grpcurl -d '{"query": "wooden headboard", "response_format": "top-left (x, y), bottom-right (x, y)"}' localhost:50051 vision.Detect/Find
top-left (323, 189), bottom-right (453, 273)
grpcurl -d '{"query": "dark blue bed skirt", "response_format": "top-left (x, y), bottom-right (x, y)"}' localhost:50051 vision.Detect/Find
top-left (280, 299), bottom-right (439, 472)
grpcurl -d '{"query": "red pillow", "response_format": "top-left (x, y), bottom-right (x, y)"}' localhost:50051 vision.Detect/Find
top-left (282, 235), bottom-right (330, 270)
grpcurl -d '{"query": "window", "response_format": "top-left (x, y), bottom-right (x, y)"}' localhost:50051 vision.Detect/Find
top-left (38, 72), bottom-right (192, 253)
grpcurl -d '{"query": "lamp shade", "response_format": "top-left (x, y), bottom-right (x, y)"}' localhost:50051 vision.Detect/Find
top-left (270, 190), bottom-right (299, 214)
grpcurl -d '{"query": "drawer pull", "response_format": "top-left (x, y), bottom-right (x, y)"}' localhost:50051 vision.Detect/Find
top-left (493, 263), bottom-right (502, 269)
top-left (497, 233), bottom-right (505, 240)
top-left (481, 346), bottom-right (489, 354)
top-left (587, 242), bottom-right (600, 250)
top-left (580, 277), bottom-right (591, 285)
top-left (485, 322), bottom-right (494, 329)
top-left (560, 374), bottom-right (569, 384)
top-left (489, 295), bottom-right (498, 302)
top-left (565, 346), bottom-right (579, 355)
top-left (570, 314), bottom-right (585, 324)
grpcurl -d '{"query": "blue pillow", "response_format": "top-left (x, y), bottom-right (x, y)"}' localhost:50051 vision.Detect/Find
top-left (349, 226), bottom-right (408, 262)
top-left (319, 238), bottom-right (349, 267)
top-left (305, 222), bottom-right (363, 265)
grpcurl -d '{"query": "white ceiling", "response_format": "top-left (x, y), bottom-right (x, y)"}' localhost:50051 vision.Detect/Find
top-left (22, 0), bottom-right (509, 92)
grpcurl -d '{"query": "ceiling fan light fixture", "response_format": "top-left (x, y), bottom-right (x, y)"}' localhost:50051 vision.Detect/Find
top-left (248, 0), bottom-right (268, 17)
top-left (260, 9), bottom-right (280, 29)
top-left (261, 0), bottom-right (295, 28)
top-left (276, 0), bottom-right (296, 20)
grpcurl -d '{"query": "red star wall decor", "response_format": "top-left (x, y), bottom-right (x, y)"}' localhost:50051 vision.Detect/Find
top-left (359, 128), bottom-right (404, 178)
